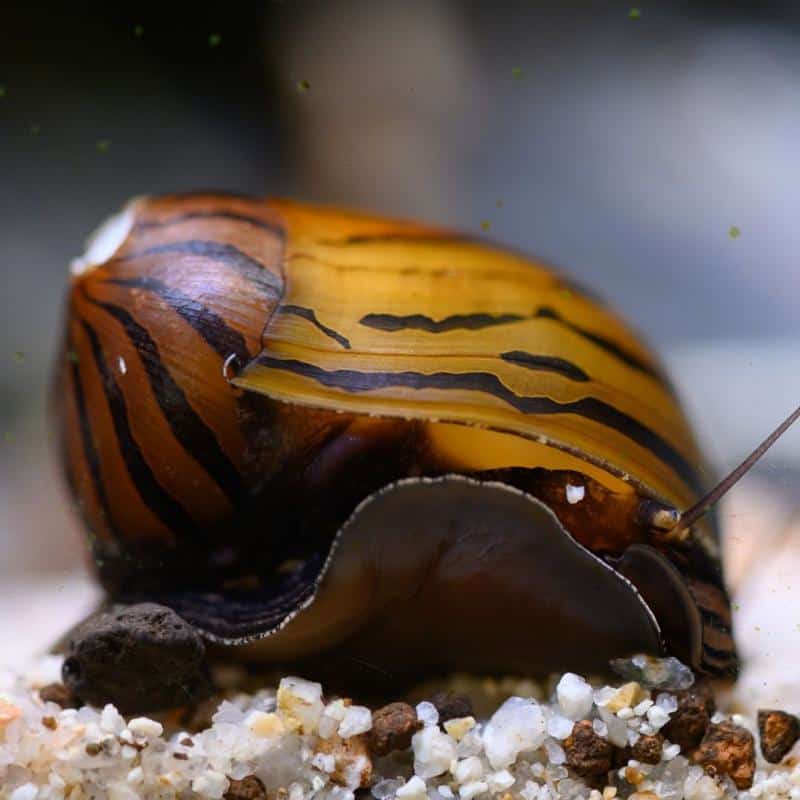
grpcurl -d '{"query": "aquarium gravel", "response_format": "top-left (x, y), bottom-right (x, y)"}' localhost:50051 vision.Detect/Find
top-left (0, 656), bottom-right (797, 800)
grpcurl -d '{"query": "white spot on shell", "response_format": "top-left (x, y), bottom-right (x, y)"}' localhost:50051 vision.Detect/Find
top-left (566, 484), bottom-right (585, 504)
top-left (117, 356), bottom-right (127, 375)
top-left (70, 197), bottom-right (144, 276)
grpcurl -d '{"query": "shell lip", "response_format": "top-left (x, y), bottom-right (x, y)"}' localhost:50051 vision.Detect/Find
top-left (133, 475), bottom-right (666, 662)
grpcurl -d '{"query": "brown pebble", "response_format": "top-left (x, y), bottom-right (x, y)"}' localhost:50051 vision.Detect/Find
top-left (225, 775), bottom-right (267, 800)
top-left (173, 751), bottom-right (189, 760)
top-left (429, 690), bottom-right (473, 723)
top-left (180, 736), bottom-right (194, 747)
top-left (692, 721), bottom-right (755, 790)
top-left (631, 733), bottom-right (664, 765)
top-left (564, 720), bottom-right (614, 782)
top-left (662, 684), bottom-right (715, 751)
top-left (369, 702), bottom-right (422, 756)
top-left (85, 742), bottom-right (103, 756)
top-left (315, 734), bottom-right (373, 788)
top-left (39, 683), bottom-right (80, 709)
top-left (758, 709), bottom-right (800, 763)
top-left (41, 716), bottom-right (58, 730)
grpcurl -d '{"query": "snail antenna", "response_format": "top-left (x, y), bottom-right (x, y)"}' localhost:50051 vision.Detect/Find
top-left (672, 403), bottom-right (800, 536)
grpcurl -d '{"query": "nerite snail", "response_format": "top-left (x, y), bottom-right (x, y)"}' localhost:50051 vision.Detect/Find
top-left (56, 192), bottom-right (798, 692)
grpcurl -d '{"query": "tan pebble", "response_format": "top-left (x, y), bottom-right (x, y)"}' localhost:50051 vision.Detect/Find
top-left (624, 766), bottom-right (644, 786)
top-left (444, 716), bottom-right (476, 741)
top-left (0, 699), bottom-right (22, 729)
top-left (315, 734), bottom-right (373, 789)
top-left (629, 792), bottom-right (659, 800)
top-left (603, 788), bottom-right (617, 800)
top-left (248, 712), bottom-right (285, 738)
top-left (606, 683), bottom-right (648, 713)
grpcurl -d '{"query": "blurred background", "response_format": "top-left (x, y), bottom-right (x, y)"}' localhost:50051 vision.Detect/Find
top-left (1, 0), bottom-right (799, 700)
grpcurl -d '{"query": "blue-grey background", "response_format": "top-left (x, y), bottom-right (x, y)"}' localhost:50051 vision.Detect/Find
top-left (2, 0), bottom-right (799, 583)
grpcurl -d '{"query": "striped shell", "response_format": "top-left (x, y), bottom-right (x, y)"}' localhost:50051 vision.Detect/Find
top-left (56, 193), bottom-right (736, 681)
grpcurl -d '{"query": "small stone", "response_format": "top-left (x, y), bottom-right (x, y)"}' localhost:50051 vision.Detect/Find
top-left (0, 698), bottom-right (22, 730)
top-left (339, 705), bottom-right (372, 737)
top-left (610, 655), bottom-right (695, 690)
top-left (193, 769), bottom-right (230, 799)
top-left (225, 776), bottom-right (267, 800)
top-left (246, 710), bottom-right (285, 738)
top-left (128, 717), bottom-right (163, 740)
top-left (757, 709), bottom-right (800, 763)
top-left (557, 673), bottom-right (594, 720)
top-left (62, 603), bottom-right (212, 714)
top-left (315, 734), bottom-right (373, 789)
top-left (429, 690), bottom-right (473, 723)
top-left (10, 785), bottom-right (38, 800)
top-left (42, 715), bottom-right (57, 730)
top-left (563, 720), bottom-right (614, 781)
top-left (413, 725), bottom-right (458, 778)
top-left (631, 733), bottom-right (664, 764)
top-left (606, 683), bottom-right (648, 713)
top-left (444, 716), bottom-right (476, 741)
top-left (277, 676), bottom-right (324, 733)
top-left (483, 696), bottom-right (547, 770)
top-left (692, 721), bottom-right (755, 790)
top-left (662, 685), bottom-right (715, 751)
top-left (369, 702), bottom-right (421, 755)
top-left (85, 742), bottom-right (103, 756)
top-left (397, 776), bottom-right (427, 800)
top-left (39, 682), bottom-right (80, 708)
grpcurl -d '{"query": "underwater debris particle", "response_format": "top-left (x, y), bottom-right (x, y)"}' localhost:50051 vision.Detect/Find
top-left (208, 33), bottom-right (222, 47)
top-left (629, 8), bottom-right (641, 20)
top-left (297, 79), bottom-right (311, 93)
top-left (729, 226), bottom-right (741, 239)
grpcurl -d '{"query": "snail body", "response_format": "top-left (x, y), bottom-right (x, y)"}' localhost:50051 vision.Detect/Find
top-left (57, 193), bottom-right (735, 682)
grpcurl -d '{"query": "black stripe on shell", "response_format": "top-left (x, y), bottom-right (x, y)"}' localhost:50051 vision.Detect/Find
top-left (135, 210), bottom-right (285, 239)
top-left (534, 306), bottom-right (667, 385)
top-left (114, 240), bottom-right (282, 295)
top-left (80, 319), bottom-right (201, 540)
top-left (102, 276), bottom-right (251, 362)
top-left (252, 355), bottom-right (706, 496)
top-left (500, 351), bottom-right (590, 382)
top-left (360, 312), bottom-right (526, 333)
top-left (83, 290), bottom-right (245, 506)
top-left (278, 305), bottom-right (351, 349)
top-left (68, 337), bottom-right (117, 536)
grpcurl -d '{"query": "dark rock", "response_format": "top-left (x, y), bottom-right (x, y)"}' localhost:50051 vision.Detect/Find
top-left (369, 702), bottom-right (421, 755)
top-left (692, 721), bottom-right (755, 790)
top-left (62, 603), bottom-right (212, 714)
top-left (428, 691), bottom-right (473, 723)
top-left (564, 720), bottom-right (614, 782)
top-left (631, 733), bottom-right (664, 764)
top-left (758, 709), bottom-right (800, 763)
top-left (662, 684), bottom-right (715, 751)
top-left (225, 776), bottom-right (267, 800)
top-left (38, 682), bottom-right (80, 709)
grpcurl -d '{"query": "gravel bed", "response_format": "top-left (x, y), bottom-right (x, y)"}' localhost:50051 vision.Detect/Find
top-left (0, 656), bottom-right (797, 800)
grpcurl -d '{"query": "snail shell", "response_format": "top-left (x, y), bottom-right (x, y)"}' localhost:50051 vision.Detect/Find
top-left (56, 192), bottom-right (736, 681)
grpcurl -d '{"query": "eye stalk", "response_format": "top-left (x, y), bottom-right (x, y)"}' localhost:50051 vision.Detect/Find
top-left (667, 403), bottom-right (800, 538)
